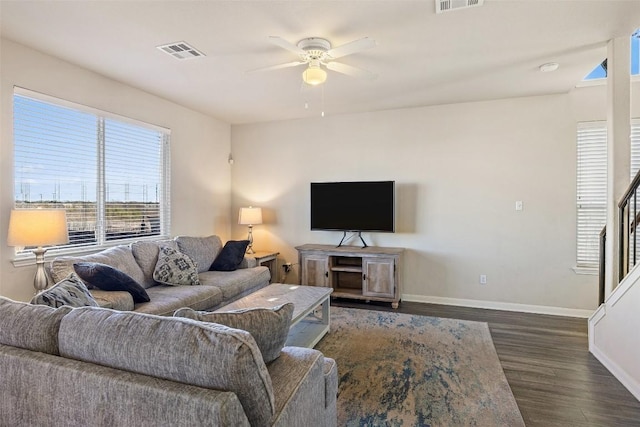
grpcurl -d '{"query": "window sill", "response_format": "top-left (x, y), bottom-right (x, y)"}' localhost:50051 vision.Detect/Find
top-left (11, 235), bottom-right (170, 268)
top-left (572, 266), bottom-right (598, 275)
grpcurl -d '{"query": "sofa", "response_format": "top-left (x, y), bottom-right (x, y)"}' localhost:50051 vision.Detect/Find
top-left (0, 297), bottom-right (338, 426)
top-left (47, 235), bottom-right (271, 315)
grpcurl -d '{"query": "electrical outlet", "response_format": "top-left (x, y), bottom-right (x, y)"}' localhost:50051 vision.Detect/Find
top-left (282, 263), bottom-right (292, 273)
top-left (479, 274), bottom-right (487, 285)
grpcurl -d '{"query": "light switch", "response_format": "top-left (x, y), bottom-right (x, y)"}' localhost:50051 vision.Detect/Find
top-left (515, 201), bottom-right (523, 211)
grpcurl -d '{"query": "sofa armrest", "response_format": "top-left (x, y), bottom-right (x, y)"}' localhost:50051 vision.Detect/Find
top-left (268, 346), bottom-right (338, 427)
top-left (238, 256), bottom-right (258, 269)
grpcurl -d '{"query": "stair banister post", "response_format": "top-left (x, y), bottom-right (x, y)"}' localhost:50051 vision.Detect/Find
top-left (605, 35), bottom-right (631, 299)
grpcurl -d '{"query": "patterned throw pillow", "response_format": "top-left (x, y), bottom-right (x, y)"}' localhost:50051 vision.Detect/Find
top-left (173, 303), bottom-right (294, 363)
top-left (73, 262), bottom-right (150, 303)
top-left (153, 246), bottom-right (200, 286)
top-left (31, 273), bottom-right (99, 308)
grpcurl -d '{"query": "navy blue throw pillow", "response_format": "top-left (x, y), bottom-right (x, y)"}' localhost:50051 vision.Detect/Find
top-left (210, 240), bottom-right (249, 271)
top-left (73, 262), bottom-right (150, 303)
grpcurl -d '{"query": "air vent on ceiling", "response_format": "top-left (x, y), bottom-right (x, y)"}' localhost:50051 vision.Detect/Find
top-left (436, 0), bottom-right (484, 13)
top-left (156, 41), bottom-right (205, 60)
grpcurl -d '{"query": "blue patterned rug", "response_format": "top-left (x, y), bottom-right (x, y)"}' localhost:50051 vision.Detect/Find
top-left (316, 307), bottom-right (525, 427)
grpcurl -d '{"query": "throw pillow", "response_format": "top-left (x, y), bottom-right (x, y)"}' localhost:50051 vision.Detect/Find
top-left (31, 273), bottom-right (99, 308)
top-left (73, 262), bottom-right (150, 304)
top-left (209, 240), bottom-right (249, 271)
top-left (173, 302), bottom-right (294, 363)
top-left (153, 246), bottom-right (200, 286)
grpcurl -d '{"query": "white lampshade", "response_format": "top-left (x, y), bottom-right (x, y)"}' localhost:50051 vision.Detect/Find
top-left (302, 65), bottom-right (327, 86)
top-left (8, 209), bottom-right (69, 247)
top-left (238, 207), bottom-right (263, 226)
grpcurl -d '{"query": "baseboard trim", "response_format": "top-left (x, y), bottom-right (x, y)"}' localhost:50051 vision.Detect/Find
top-left (590, 344), bottom-right (640, 402)
top-left (402, 294), bottom-right (594, 318)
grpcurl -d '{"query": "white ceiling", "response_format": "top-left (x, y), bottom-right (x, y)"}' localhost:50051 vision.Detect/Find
top-left (1, 1), bottom-right (639, 124)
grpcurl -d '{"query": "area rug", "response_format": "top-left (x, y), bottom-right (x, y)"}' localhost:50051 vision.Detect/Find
top-left (315, 307), bottom-right (525, 427)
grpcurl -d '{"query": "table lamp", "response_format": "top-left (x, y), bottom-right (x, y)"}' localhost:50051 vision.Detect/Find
top-left (7, 209), bottom-right (69, 293)
top-left (238, 206), bottom-right (262, 254)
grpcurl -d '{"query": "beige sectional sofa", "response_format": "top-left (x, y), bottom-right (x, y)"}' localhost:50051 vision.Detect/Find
top-left (47, 235), bottom-right (271, 315)
top-left (0, 297), bottom-right (338, 426)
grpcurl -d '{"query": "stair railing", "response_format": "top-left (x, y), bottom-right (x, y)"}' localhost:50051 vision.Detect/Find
top-left (618, 169), bottom-right (640, 281)
top-left (599, 226), bottom-right (606, 305)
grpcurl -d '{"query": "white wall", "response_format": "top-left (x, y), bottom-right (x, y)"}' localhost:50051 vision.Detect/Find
top-left (0, 39), bottom-right (232, 302)
top-left (590, 272), bottom-right (640, 401)
top-left (231, 85), bottom-right (640, 313)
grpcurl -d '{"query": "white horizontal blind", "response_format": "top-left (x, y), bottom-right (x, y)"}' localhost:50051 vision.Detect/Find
top-left (576, 119), bottom-right (640, 267)
top-left (104, 119), bottom-right (164, 241)
top-left (13, 90), bottom-right (170, 253)
top-left (631, 119), bottom-right (640, 177)
top-left (577, 122), bottom-right (608, 267)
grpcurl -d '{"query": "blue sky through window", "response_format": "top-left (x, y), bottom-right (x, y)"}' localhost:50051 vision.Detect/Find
top-left (14, 95), bottom-right (162, 203)
top-left (584, 29), bottom-right (640, 80)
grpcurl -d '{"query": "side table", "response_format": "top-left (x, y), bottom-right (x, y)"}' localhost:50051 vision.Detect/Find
top-left (249, 250), bottom-right (279, 283)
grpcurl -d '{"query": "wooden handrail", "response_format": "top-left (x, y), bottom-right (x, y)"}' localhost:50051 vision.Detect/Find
top-left (599, 226), bottom-right (606, 305)
top-left (619, 169), bottom-right (640, 208)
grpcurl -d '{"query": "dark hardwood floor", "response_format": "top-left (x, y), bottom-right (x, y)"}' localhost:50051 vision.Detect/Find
top-left (331, 298), bottom-right (640, 426)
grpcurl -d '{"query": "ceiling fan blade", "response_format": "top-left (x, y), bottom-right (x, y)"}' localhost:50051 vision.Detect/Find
top-left (327, 37), bottom-right (376, 59)
top-left (247, 61), bottom-right (306, 73)
top-left (268, 36), bottom-right (306, 55)
top-left (325, 61), bottom-right (377, 79)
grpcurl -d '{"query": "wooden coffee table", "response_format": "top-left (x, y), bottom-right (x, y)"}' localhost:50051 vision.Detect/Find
top-left (215, 283), bottom-right (333, 348)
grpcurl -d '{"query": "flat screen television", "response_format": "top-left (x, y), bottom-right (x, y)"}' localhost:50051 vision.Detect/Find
top-left (310, 181), bottom-right (395, 233)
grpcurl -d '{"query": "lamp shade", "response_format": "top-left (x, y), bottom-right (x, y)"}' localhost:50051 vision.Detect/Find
top-left (7, 209), bottom-right (69, 247)
top-left (238, 207), bottom-right (263, 225)
top-left (302, 66), bottom-right (327, 86)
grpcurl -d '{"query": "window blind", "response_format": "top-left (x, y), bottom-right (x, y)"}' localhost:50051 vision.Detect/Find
top-left (576, 119), bottom-right (640, 267)
top-left (577, 122), bottom-right (608, 267)
top-left (13, 89), bottom-right (170, 253)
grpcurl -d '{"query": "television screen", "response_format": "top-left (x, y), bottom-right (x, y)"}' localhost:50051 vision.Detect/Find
top-left (310, 181), bottom-right (395, 232)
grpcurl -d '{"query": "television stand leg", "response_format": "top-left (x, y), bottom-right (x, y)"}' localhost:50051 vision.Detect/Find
top-left (336, 231), bottom-right (369, 248)
top-left (357, 231), bottom-right (369, 248)
top-left (336, 231), bottom-right (348, 247)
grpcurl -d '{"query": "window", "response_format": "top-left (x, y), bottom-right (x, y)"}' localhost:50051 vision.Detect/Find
top-left (583, 29), bottom-right (640, 81)
top-left (13, 88), bottom-right (170, 254)
top-left (576, 120), bottom-right (640, 267)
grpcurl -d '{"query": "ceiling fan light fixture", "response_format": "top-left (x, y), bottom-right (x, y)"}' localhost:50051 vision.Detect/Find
top-left (302, 65), bottom-right (327, 86)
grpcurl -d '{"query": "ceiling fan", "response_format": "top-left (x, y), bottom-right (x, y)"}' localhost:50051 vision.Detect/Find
top-left (250, 36), bottom-right (377, 85)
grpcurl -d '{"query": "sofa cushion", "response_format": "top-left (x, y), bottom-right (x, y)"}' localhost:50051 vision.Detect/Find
top-left (199, 266), bottom-right (271, 301)
top-left (50, 245), bottom-right (147, 289)
top-left (58, 307), bottom-right (275, 426)
top-left (0, 296), bottom-right (72, 355)
top-left (153, 246), bottom-right (200, 286)
top-left (131, 239), bottom-right (179, 288)
top-left (175, 235), bottom-right (222, 274)
top-left (210, 240), bottom-right (250, 272)
top-left (135, 285), bottom-right (224, 316)
top-left (89, 290), bottom-right (135, 311)
top-left (174, 303), bottom-right (294, 363)
top-left (31, 273), bottom-right (99, 308)
top-left (73, 262), bottom-right (150, 303)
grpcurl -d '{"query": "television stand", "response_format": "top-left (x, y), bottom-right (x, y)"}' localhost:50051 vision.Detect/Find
top-left (337, 231), bottom-right (368, 248)
top-left (296, 244), bottom-right (404, 309)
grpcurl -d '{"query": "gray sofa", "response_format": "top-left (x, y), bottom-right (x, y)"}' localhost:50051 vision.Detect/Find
top-left (0, 297), bottom-right (338, 426)
top-left (48, 235), bottom-right (271, 315)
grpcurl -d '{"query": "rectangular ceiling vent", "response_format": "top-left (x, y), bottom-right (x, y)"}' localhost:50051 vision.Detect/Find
top-left (436, 0), bottom-right (484, 13)
top-left (156, 42), bottom-right (205, 60)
